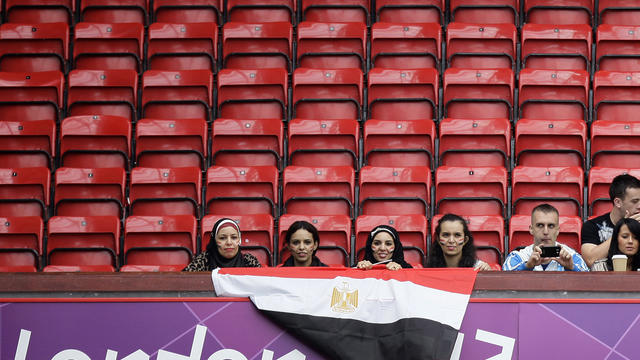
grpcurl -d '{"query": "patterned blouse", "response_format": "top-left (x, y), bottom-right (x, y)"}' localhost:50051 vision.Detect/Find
top-left (183, 252), bottom-right (261, 271)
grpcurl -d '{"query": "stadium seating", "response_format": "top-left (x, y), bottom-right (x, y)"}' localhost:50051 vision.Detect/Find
top-left (367, 68), bottom-right (438, 121)
top-left (443, 68), bottom-right (514, 120)
top-left (370, 22), bottom-right (441, 70)
top-left (0, 120), bottom-right (55, 169)
top-left (598, 0), bottom-right (640, 26)
top-left (5, 0), bottom-right (75, 24)
top-left (521, 23), bottom-right (592, 71)
top-left (301, 0), bottom-right (369, 24)
top-left (439, 118), bottom-right (511, 168)
top-left (524, 0), bottom-right (593, 25)
top-left (283, 165), bottom-right (355, 217)
top-left (515, 118), bottom-right (587, 168)
top-left (590, 120), bottom-right (640, 169)
top-left (297, 21), bottom-right (367, 71)
top-left (593, 71), bottom-right (640, 122)
top-left (511, 166), bottom-right (584, 217)
top-left (153, 0), bottom-right (222, 24)
top-left (206, 165), bottom-right (279, 216)
top-left (67, 69), bottom-right (138, 122)
top-left (217, 68), bottom-right (288, 120)
top-left (596, 25), bottom-right (640, 72)
top-left (449, 0), bottom-right (519, 25)
top-left (227, 0), bottom-right (295, 23)
top-left (288, 118), bottom-right (359, 169)
top-left (0, 23), bottom-right (69, 73)
top-left (435, 166), bottom-right (508, 217)
top-left (73, 22), bottom-right (144, 72)
top-left (80, 0), bottom-right (148, 25)
top-left (0, 167), bottom-right (50, 219)
top-left (0, 216), bottom-right (43, 271)
top-left (363, 119), bottom-right (436, 169)
top-left (222, 22), bottom-right (292, 71)
top-left (446, 22), bottom-right (517, 70)
top-left (148, 22), bottom-right (218, 72)
top-left (135, 118), bottom-right (208, 169)
top-left (518, 69), bottom-right (590, 121)
top-left (293, 68), bottom-right (363, 120)
top-left (211, 118), bottom-right (283, 168)
top-left (359, 166), bottom-right (430, 216)
top-left (129, 167), bottom-right (202, 217)
top-left (375, 0), bottom-right (443, 24)
top-left (0, 71), bottom-right (64, 123)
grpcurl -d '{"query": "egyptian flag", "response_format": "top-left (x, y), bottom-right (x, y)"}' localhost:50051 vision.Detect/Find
top-left (211, 267), bottom-right (477, 360)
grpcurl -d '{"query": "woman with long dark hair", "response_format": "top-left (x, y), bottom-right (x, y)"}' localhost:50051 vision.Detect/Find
top-left (427, 214), bottom-right (492, 270)
top-left (281, 220), bottom-right (327, 267)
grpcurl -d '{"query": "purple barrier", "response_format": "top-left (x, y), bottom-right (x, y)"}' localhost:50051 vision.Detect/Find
top-left (2, 299), bottom-right (640, 359)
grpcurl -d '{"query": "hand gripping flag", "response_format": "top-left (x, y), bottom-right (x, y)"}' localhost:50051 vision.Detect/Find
top-left (212, 267), bottom-right (477, 360)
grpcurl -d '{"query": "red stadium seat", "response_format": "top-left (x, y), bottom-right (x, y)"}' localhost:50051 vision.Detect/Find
top-left (446, 22), bottom-right (517, 70)
top-left (359, 166), bottom-right (430, 216)
top-left (46, 215), bottom-right (120, 268)
top-left (596, 25), bottom-right (640, 72)
top-left (370, 22), bottom-right (441, 70)
top-left (591, 120), bottom-right (640, 169)
top-left (211, 118), bottom-right (284, 169)
top-left (288, 118), bottom-right (359, 169)
top-left (515, 118), bottom-right (587, 168)
top-left (521, 23), bottom-right (592, 71)
top-left (202, 213), bottom-right (274, 266)
top-left (153, 0), bottom-right (222, 24)
top-left (206, 166), bottom-right (278, 216)
top-left (0, 120), bottom-right (55, 169)
top-left (301, 0), bottom-right (369, 24)
top-left (524, 0), bottom-right (593, 25)
top-left (283, 166), bottom-right (355, 217)
top-left (375, 0), bottom-right (443, 24)
top-left (367, 68), bottom-right (438, 121)
top-left (5, 0), bottom-right (75, 24)
top-left (119, 264), bottom-right (184, 271)
top-left (588, 167), bottom-right (640, 217)
top-left (439, 118), bottom-right (511, 168)
top-left (450, 0), bottom-right (519, 24)
top-left (0, 23), bottom-right (69, 73)
top-left (0, 167), bottom-right (50, 219)
top-left (0, 216), bottom-right (43, 271)
top-left (363, 119), bottom-right (436, 169)
top-left (355, 214), bottom-right (427, 267)
top-left (135, 118), bottom-right (207, 169)
top-left (124, 215), bottom-right (197, 267)
top-left (73, 22), bottom-right (144, 72)
top-left (80, 0), bottom-right (148, 25)
top-left (598, 0), bottom-right (640, 26)
top-left (59, 115), bottom-right (131, 170)
top-left (511, 166), bottom-right (584, 217)
top-left (432, 214), bottom-right (504, 266)
top-left (297, 21), bottom-right (367, 70)
top-left (43, 265), bottom-right (116, 272)
top-left (593, 71), bottom-right (640, 122)
top-left (148, 22), bottom-right (218, 72)
top-left (129, 167), bottom-right (202, 217)
top-left (509, 214), bottom-right (582, 252)
top-left (54, 167), bottom-right (126, 218)
top-left (67, 69), bottom-right (138, 123)
top-left (222, 22), bottom-right (292, 71)
top-left (443, 68), bottom-right (514, 120)
top-left (293, 68), bottom-right (363, 120)
top-left (0, 71), bottom-right (64, 123)
top-left (142, 69), bottom-right (213, 122)
top-left (518, 69), bottom-right (590, 121)
top-left (217, 68), bottom-right (288, 120)
top-left (435, 166), bottom-right (508, 216)
top-left (227, 0), bottom-right (295, 23)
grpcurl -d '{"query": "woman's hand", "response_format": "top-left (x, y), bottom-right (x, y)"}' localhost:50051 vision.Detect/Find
top-left (386, 261), bottom-right (402, 271)
top-left (474, 260), bottom-right (493, 271)
top-left (356, 260), bottom-right (373, 270)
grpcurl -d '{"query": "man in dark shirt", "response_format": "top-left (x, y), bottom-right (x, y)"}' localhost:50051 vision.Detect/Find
top-left (582, 174), bottom-right (640, 268)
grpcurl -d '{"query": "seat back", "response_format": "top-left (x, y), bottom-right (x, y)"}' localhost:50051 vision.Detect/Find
top-left (288, 118), bottom-right (359, 169)
top-left (130, 167), bottom-right (202, 217)
top-left (211, 118), bottom-right (283, 168)
top-left (217, 68), bottom-right (288, 120)
top-left (80, 0), bottom-right (148, 25)
top-left (511, 166), bottom-right (584, 217)
top-left (591, 120), bottom-right (640, 169)
top-left (359, 166), bottom-right (430, 216)
top-left (524, 0), bottom-right (593, 25)
top-left (450, 0), bottom-right (519, 24)
top-left (368, 68), bottom-right (438, 121)
top-left (364, 119), bottom-right (435, 169)
top-left (293, 68), bottom-right (363, 120)
top-left (153, 0), bottom-right (221, 24)
top-left (0, 167), bottom-right (50, 219)
top-left (521, 23), bottom-right (592, 71)
top-left (54, 167), bottom-right (126, 218)
top-left (223, 22), bottom-right (292, 70)
top-left (68, 69), bottom-right (138, 122)
top-left (227, 0), bottom-right (295, 23)
top-left (594, 71), bottom-right (640, 122)
top-left (148, 22), bottom-right (218, 71)
top-left (0, 216), bottom-right (43, 271)
top-left (439, 118), bottom-right (511, 167)
top-left (206, 165), bottom-right (278, 216)
top-left (301, 0), bottom-right (369, 24)
top-left (599, 0), bottom-right (640, 26)
top-left (283, 166), bottom-right (355, 217)
top-left (135, 118), bottom-right (207, 169)
top-left (124, 215), bottom-right (197, 266)
top-left (73, 22), bottom-right (144, 72)
top-left (446, 22), bottom-right (517, 70)
top-left (443, 68), bottom-right (514, 120)
top-left (0, 120), bottom-right (55, 169)
top-left (435, 166), bottom-right (508, 216)
top-left (5, 0), bottom-right (75, 24)
top-left (0, 71), bottom-right (64, 122)
top-left (370, 22), bottom-right (441, 70)
top-left (297, 21), bottom-right (367, 70)
top-left (376, 0), bottom-right (443, 24)
top-left (515, 118), bottom-right (586, 168)
top-left (0, 23), bottom-right (69, 72)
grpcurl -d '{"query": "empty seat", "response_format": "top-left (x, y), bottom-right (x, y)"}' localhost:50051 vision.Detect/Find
top-left (355, 214), bottom-right (427, 267)
top-left (80, 0), bottom-right (148, 25)
top-left (0, 120), bottom-right (55, 169)
top-left (288, 118), bottom-right (359, 169)
top-left (301, 0), bottom-right (369, 24)
top-left (593, 71), bottom-right (640, 122)
top-left (375, 0), bottom-right (443, 24)
top-left (293, 68), bottom-right (363, 120)
top-left (217, 68), bottom-right (288, 120)
top-left (67, 69), bottom-right (138, 123)
top-left (59, 115), bottom-right (131, 170)
top-left (124, 215), bottom-right (197, 267)
top-left (297, 21), bottom-right (367, 71)
top-left (135, 118), bottom-right (207, 169)
top-left (222, 22), bottom-right (292, 71)
top-left (5, 0), bottom-right (75, 24)
top-left (73, 22), bottom-right (144, 72)
top-left (148, 22), bottom-right (217, 72)
top-left (367, 68), bottom-right (438, 121)
top-left (0, 167), bottom-right (50, 219)
top-left (588, 167), bottom-right (640, 217)
top-left (0, 71), bottom-right (64, 123)
top-left (202, 213), bottom-right (274, 266)
top-left (439, 118), bottom-right (511, 168)
top-left (153, 0), bottom-right (221, 24)
top-left (278, 214), bottom-right (351, 267)
top-left (524, 0), bottom-right (593, 25)
top-left (435, 166), bottom-right (508, 216)
top-left (0, 23), bottom-right (69, 73)
top-left (283, 165), bottom-right (355, 217)
top-left (509, 214), bottom-right (582, 252)
top-left (227, 0), bottom-right (295, 23)
top-left (511, 165), bottom-right (584, 217)
top-left (211, 118), bottom-right (283, 168)
top-left (0, 216), bottom-right (43, 271)
top-left (46, 215), bottom-right (120, 269)
top-left (370, 22), bottom-right (441, 70)
top-left (363, 119), bottom-right (436, 169)
top-left (596, 25), bottom-right (640, 72)
top-left (598, 0), bottom-right (640, 26)
top-left (450, 0), bottom-right (519, 24)
top-left (591, 120), bottom-right (640, 169)
top-left (515, 118), bottom-right (587, 168)
top-left (43, 264), bottom-right (116, 272)
top-left (54, 167), bottom-right (126, 218)
top-left (446, 22), bottom-right (517, 70)
top-left (518, 69), bottom-right (590, 121)
top-left (206, 165), bottom-right (278, 216)
top-left (443, 68), bottom-right (514, 120)
top-left (129, 167), bottom-right (202, 217)
top-left (521, 23), bottom-right (592, 71)
top-left (142, 69), bottom-right (214, 122)
top-left (359, 166), bottom-right (430, 216)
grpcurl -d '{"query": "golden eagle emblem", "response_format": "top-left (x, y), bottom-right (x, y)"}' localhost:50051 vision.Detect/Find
top-left (330, 282), bottom-right (358, 313)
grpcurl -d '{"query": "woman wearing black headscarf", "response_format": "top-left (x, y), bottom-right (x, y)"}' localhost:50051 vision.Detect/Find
top-left (183, 218), bottom-right (261, 271)
top-left (356, 225), bottom-right (412, 270)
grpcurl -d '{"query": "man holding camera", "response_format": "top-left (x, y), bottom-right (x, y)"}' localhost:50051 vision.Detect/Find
top-left (503, 203), bottom-right (589, 271)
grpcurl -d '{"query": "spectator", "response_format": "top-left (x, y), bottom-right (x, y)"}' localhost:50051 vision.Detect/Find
top-left (184, 218), bottom-right (261, 271)
top-left (427, 214), bottom-right (492, 271)
top-left (503, 204), bottom-right (589, 271)
top-left (356, 225), bottom-right (412, 270)
top-left (593, 218), bottom-right (640, 271)
top-left (582, 174), bottom-right (640, 268)
top-left (281, 220), bottom-right (327, 267)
